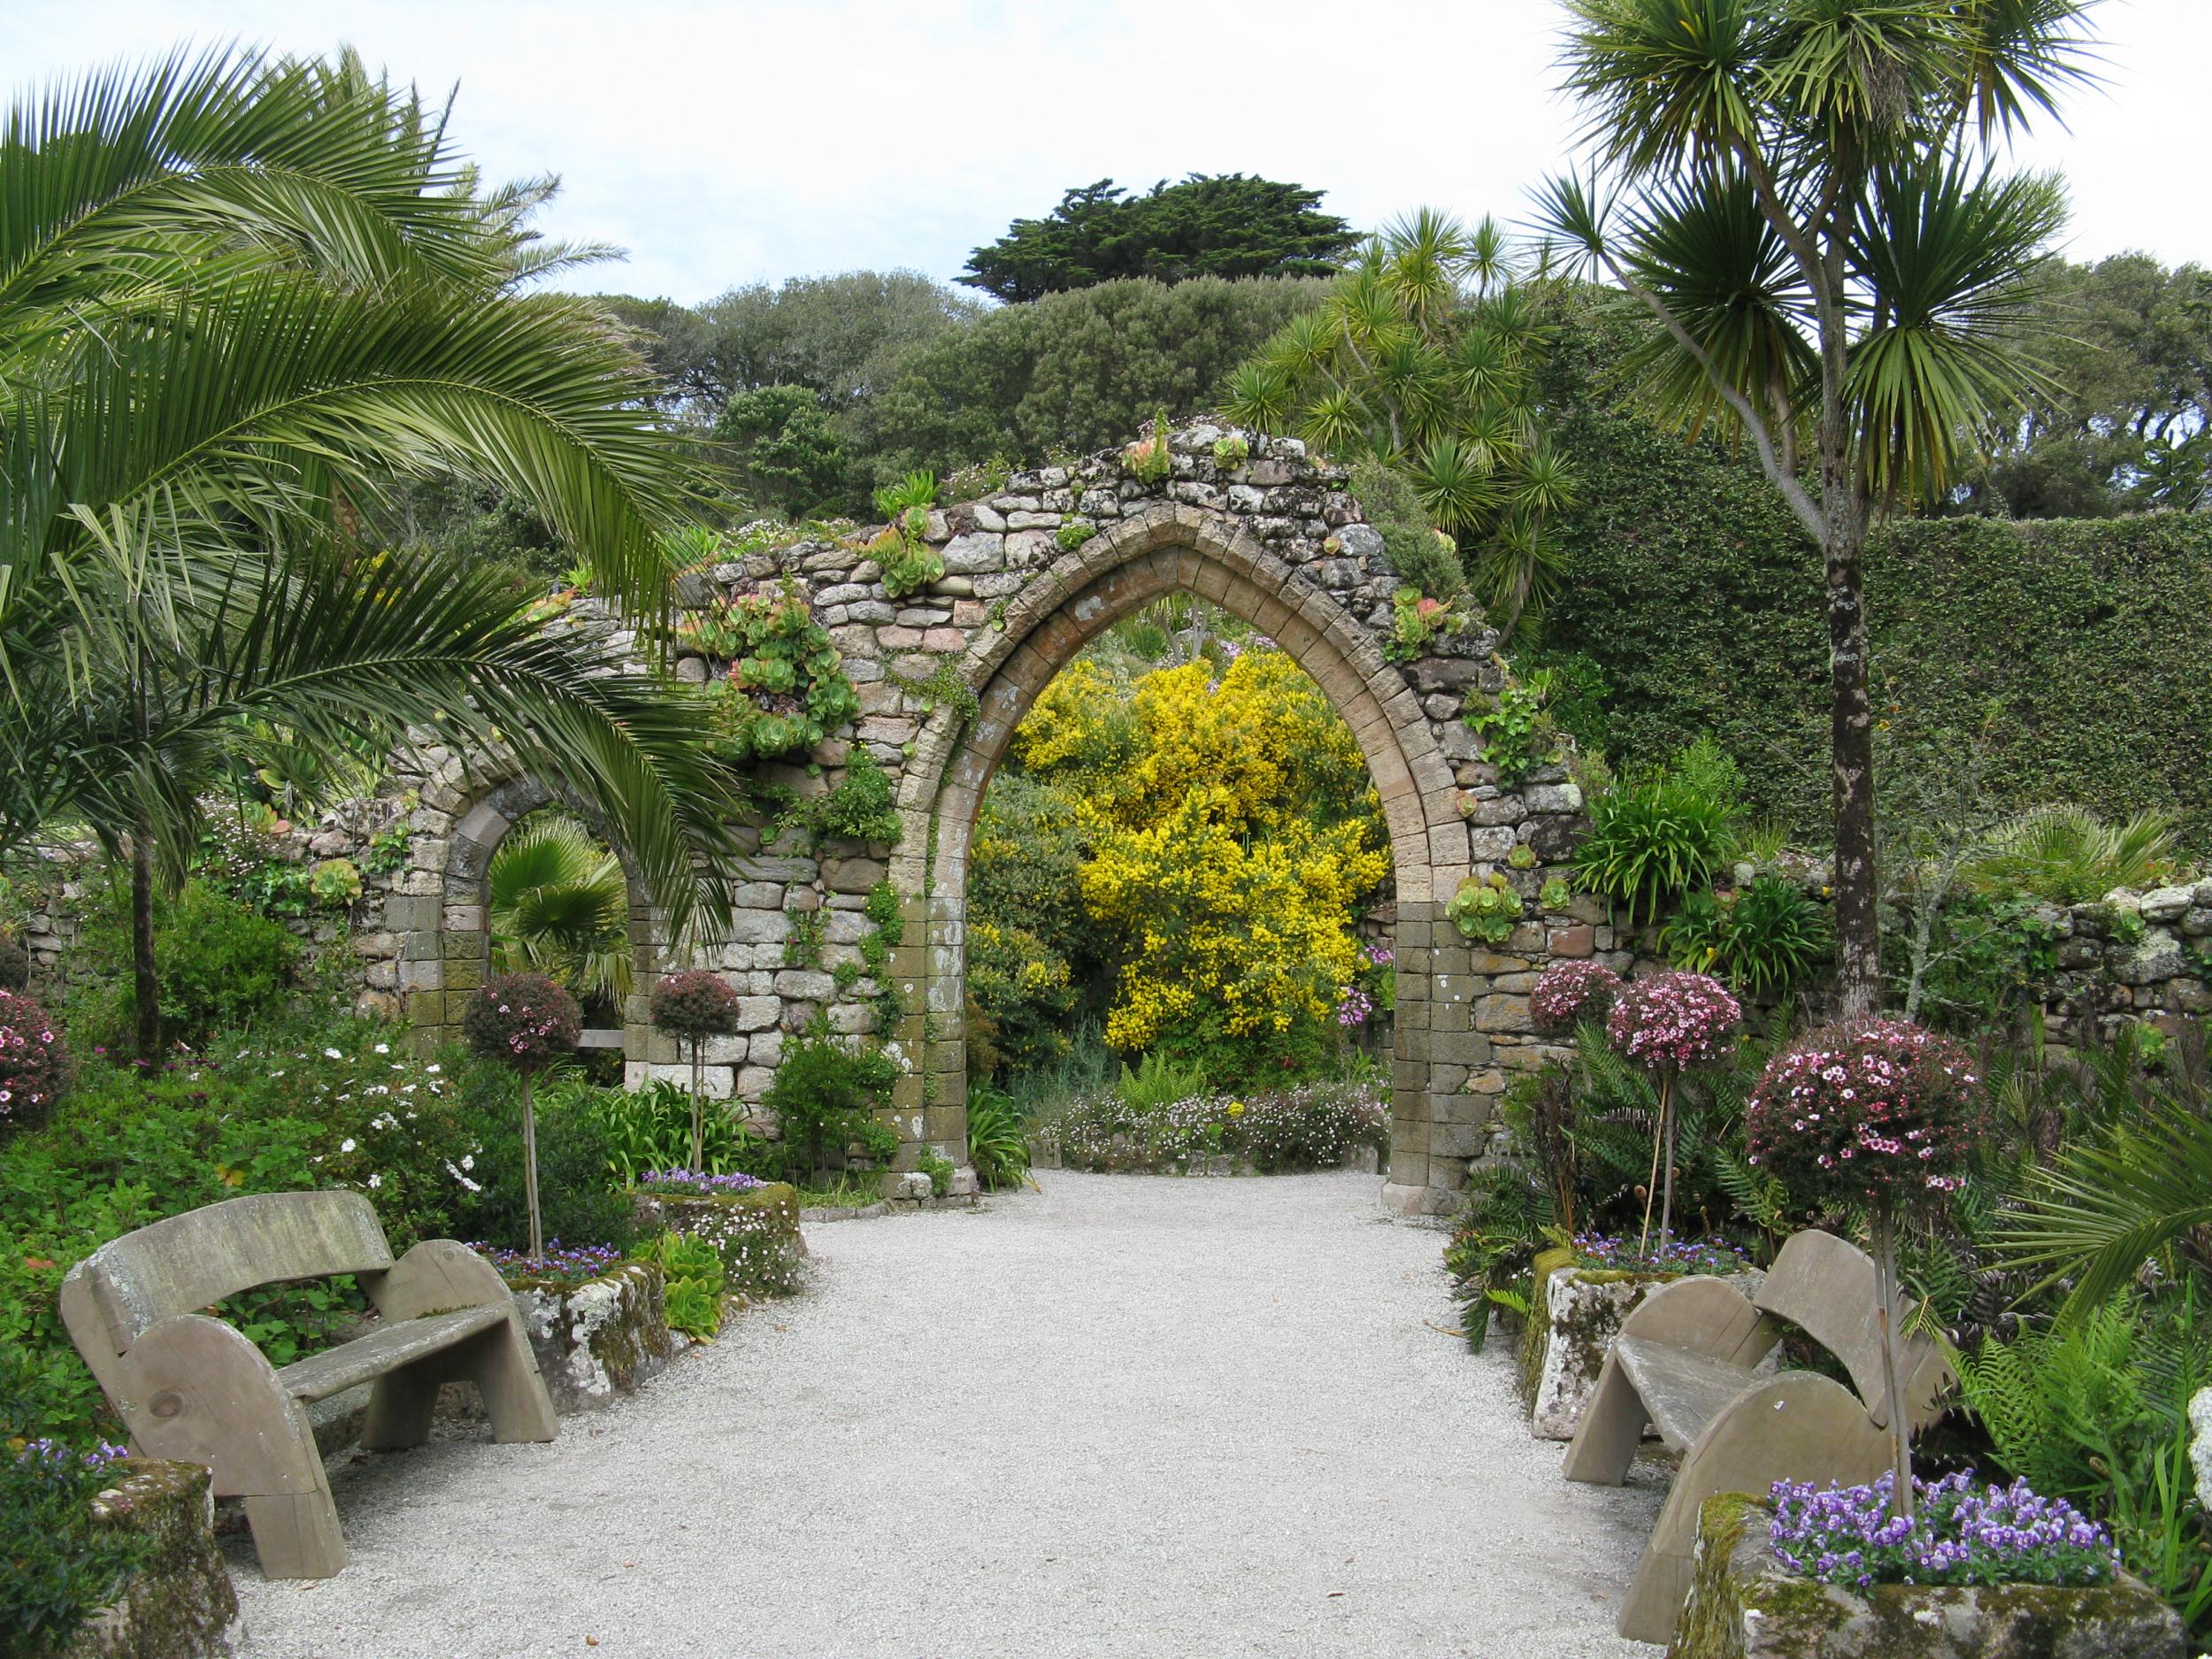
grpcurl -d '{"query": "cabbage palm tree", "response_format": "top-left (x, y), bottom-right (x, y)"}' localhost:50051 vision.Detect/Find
top-left (1222, 211), bottom-right (1575, 628)
top-left (1533, 0), bottom-right (2098, 1015)
top-left (0, 46), bottom-right (745, 1058)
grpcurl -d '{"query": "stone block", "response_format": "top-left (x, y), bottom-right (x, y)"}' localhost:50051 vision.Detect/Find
top-left (1526, 1264), bottom-right (1763, 1440)
top-left (511, 1261), bottom-right (679, 1414)
top-left (58, 1459), bottom-right (240, 1659)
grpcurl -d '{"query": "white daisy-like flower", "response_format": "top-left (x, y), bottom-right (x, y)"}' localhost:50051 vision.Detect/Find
top-left (324, 1048), bottom-right (343, 1060)
top-left (373, 1042), bottom-right (390, 1055)
top-left (340, 1138), bottom-right (357, 1153)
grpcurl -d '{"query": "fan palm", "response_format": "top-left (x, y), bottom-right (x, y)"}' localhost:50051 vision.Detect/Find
top-left (0, 45), bottom-right (745, 1057)
top-left (1965, 803), bottom-right (2179, 905)
top-left (1534, 0), bottom-right (2098, 1015)
top-left (488, 813), bottom-right (633, 1011)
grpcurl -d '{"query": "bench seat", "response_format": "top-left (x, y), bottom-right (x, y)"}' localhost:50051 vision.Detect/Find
top-left (278, 1304), bottom-right (511, 1403)
top-left (1610, 1336), bottom-right (1762, 1453)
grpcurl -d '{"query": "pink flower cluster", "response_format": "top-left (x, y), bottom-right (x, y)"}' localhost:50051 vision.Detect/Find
top-left (648, 969), bottom-right (742, 1040)
top-left (462, 972), bottom-right (582, 1072)
top-left (0, 988), bottom-right (69, 1126)
top-left (1530, 960), bottom-right (1622, 1034)
top-left (1604, 971), bottom-right (1740, 1071)
top-left (1745, 1017), bottom-right (1982, 1209)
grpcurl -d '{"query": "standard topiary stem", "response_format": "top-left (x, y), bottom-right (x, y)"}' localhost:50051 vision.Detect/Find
top-left (1872, 1203), bottom-right (1914, 1518)
top-left (1659, 1068), bottom-right (1678, 1249)
top-left (521, 1070), bottom-right (543, 1260)
top-left (688, 1041), bottom-right (705, 1171)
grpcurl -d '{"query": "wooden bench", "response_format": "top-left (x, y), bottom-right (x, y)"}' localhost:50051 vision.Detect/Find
top-left (60, 1190), bottom-right (557, 1579)
top-left (1562, 1228), bottom-right (1951, 1644)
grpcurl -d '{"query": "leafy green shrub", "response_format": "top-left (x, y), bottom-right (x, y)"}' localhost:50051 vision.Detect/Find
top-left (1464, 672), bottom-right (1560, 786)
top-left (1967, 804), bottom-right (2182, 905)
top-left (1572, 766), bottom-right (1737, 927)
top-left (1662, 877), bottom-right (1832, 997)
top-left (151, 880), bottom-right (299, 1047)
top-left (964, 1087), bottom-right (1031, 1191)
top-left (807, 749), bottom-right (902, 844)
top-left (762, 1035), bottom-right (898, 1183)
top-left (0, 1441), bottom-right (145, 1657)
top-left (637, 1229), bottom-right (725, 1339)
top-left (1348, 459), bottom-right (1464, 599)
top-left (450, 1068), bottom-right (633, 1256)
top-left (1447, 872), bottom-right (1524, 942)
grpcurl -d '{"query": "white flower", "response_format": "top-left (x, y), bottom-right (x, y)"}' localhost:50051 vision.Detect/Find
top-left (366, 1173), bottom-right (382, 1188)
top-left (340, 1138), bottom-right (357, 1154)
top-left (373, 1042), bottom-right (390, 1056)
top-left (426, 1064), bottom-right (442, 1075)
top-left (324, 1048), bottom-right (343, 1060)
top-left (460, 1154), bottom-right (474, 1171)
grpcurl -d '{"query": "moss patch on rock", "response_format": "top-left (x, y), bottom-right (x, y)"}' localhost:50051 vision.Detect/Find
top-left (62, 1459), bottom-right (240, 1659)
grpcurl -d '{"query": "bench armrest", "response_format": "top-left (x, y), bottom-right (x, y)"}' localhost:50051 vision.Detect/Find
top-left (1617, 1274), bottom-right (1779, 1370)
top-left (109, 1313), bottom-right (322, 1495)
top-left (362, 1239), bottom-right (514, 1322)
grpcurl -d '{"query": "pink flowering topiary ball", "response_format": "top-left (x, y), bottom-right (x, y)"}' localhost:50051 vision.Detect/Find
top-left (647, 969), bottom-right (742, 1041)
top-left (462, 972), bottom-right (582, 1072)
top-left (1604, 970), bottom-right (1741, 1071)
top-left (0, 988), bottom-right (70, 1129)
top-left (1530, 960), bottom-right (1623, 1034)
top-left (1745, 1016), bottom-right (1983, 1210)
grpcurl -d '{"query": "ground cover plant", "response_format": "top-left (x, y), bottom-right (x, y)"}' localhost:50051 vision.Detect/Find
top-left (1041, 1077), bottom-right (1386, 1174)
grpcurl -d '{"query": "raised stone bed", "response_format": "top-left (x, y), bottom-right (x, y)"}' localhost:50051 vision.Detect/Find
top-left (1521, 1254), bottom-right (1764, 1440)
top-left (63, 1459), bottom-right (241, 1659)
top-left (634, 1181), bottom-right (806, 1298)
top-left (511, 1260), bottom-right (679, 1415)
top-left (1668, 1494), bottom-right (2184, 1659)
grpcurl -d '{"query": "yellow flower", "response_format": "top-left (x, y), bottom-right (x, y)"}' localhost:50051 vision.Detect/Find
top-left (1226, 1101), bottom-right (1246, 1118)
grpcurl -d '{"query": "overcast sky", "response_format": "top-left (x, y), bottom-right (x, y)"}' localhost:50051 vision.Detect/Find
top-left (4, 1), bottom-right (2205, 304)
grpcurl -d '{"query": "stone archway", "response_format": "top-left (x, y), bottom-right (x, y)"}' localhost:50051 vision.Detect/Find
top-left (405, 772), bottom-right (662, 1073)
top-left (335, 421), bottom-right (1594, 1215)
top-left (887, 502), bottom-right (1471, 1213)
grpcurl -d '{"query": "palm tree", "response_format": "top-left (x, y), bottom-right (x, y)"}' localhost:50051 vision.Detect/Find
top-left (1532, 0), bottom-right (2098, 1015)
top-left (1223, 211), bottom-right (1574, 629)
top-left (488, 813), bottom-right (633, 1015)
top-left (0, 47), bottom-right (747, 1058)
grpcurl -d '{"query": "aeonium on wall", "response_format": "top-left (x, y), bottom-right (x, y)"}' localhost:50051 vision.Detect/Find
top-left (464, 972), bottom-right (582, 1258)
top-left (1605, 971), bottom-right (1741, 1252)
top-left (1746, 1016), bottom-right (1984, 1517)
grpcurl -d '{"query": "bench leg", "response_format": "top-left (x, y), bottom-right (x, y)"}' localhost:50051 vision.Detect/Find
top-left (244, 1489), bottom-right (349, 1579)
top-left (1562, 1351), bottom-right (1646, 1486)
top-left (362, 1365), bottom-right (442, 1452)
top-left (465, 1321), bottom-right (557, 1444)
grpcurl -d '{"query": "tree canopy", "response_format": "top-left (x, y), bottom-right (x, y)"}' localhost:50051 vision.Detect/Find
top-left (958, 174), bottom-right (1360, 303)
top-left (1964, 253), bottom-right (2212, 518)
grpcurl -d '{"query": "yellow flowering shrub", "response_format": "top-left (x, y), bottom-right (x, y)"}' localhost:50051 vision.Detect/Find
top-left (984, 643), bottom-right (1390, 1080)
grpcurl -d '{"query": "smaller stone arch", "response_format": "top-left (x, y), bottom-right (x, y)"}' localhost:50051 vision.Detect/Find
top-left (405, 771), bottom-right (661, 1069)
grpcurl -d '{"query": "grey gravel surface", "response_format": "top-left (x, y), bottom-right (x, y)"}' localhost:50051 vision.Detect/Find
top-left (229, 1169), bottom-right (1665, 1658)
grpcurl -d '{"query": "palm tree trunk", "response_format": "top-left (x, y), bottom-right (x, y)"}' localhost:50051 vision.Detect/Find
top-left (1817, 377), bottom-right (1881, 1018)
top-left (132, 825), bottom-right (160, 1067)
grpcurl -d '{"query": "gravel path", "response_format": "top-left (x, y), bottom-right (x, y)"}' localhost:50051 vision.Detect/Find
top-left (230, 1170), bottom-right (1665, 1658)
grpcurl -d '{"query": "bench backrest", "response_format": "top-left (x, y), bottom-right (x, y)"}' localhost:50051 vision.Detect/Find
top-left (1753, 1228), bottom-right (1950, 1432)
top-left (60, 1190), bottom-right (394, 1361)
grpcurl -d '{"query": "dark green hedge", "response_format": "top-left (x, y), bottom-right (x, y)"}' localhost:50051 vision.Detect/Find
top-left (1529, 406), bottom-right (2212, 849)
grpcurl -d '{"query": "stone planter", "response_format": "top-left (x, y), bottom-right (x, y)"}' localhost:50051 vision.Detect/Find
top-left (1523, 1256), bottom-right (1764, 1440)
top-left (634, 1181), bottom-right (806, 1299)
top-left (63, 1459), bottom-right (241, 1659)
top-left (511, 1261), bottom-right (679, 1415)
top-left (1668, 1494), bottom-right (2184, 1659)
